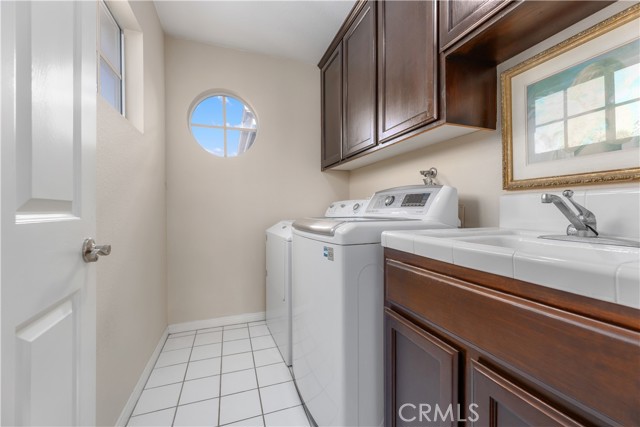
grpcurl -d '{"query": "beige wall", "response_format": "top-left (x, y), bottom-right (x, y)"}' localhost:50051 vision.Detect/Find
top-left (96, 2), bottom-right (166, 425)
top-left (350, 130), bottom-right (502, 228)
top-left (165, 37), bottom-right (348, 324)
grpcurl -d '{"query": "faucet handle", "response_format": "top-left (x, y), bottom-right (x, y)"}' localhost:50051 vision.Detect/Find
top-left (562, 189), bottom-right (593, 218)
top-left (562, 189), bottom-right (598, 235)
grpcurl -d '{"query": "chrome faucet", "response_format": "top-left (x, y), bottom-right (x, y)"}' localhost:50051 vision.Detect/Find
top-left (541, 190), bottom-right (598, 237)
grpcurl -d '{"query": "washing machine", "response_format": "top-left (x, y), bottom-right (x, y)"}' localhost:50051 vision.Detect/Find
top-left (291, 185), bottom-right (458, 427)
top-left (266, 199), bottom-right (369, 366)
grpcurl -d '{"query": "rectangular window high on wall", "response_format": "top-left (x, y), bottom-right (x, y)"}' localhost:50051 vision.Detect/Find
top-left (98, 1), bottom-right (124, 114)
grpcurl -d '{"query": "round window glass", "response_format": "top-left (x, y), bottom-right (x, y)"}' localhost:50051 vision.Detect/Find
top-left (190, 94), bottom-right (258, 157)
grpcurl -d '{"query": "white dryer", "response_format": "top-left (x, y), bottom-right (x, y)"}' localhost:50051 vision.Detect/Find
top-left (291, 185), bottom-right (458, 427)
top-left (266, 199), bottom-right (369, 366)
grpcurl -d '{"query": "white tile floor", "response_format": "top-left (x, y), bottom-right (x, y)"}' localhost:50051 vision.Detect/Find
top-left (127, 321), bottom-right (311, 427)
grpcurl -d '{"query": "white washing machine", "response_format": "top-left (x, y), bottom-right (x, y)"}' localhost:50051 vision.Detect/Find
top-left (266, 199), bottom-right (369, 366)
top-left (291, 185), bottom-right (458, 427)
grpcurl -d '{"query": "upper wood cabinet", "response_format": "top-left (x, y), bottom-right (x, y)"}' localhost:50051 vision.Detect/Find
top-left (342, 1), bottom-right (376, 158)
top-left (318, 0), bottom-right (615, 170)
top-left (321, 45), bottom-right (343, 168)
top-left (378, 1), bottom-right (437, 143)
top-left (439, 0), bottom-right (510, 51)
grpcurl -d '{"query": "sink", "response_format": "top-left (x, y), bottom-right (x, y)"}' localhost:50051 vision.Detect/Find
top-left (381, 228), bottom-right (640, 308)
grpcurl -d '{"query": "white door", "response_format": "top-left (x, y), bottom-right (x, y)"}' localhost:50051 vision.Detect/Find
top-left (1, 1), bottom-right (98, 425)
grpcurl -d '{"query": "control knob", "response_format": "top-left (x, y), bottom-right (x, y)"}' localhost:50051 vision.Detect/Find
top-left (384, 195), bottom-right (395, 206)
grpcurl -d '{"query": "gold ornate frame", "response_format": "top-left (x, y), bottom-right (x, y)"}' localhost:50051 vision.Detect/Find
top-left (501, 4), bottom-right (640, 190)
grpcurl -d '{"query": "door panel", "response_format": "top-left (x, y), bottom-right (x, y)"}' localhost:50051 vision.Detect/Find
top-left (385, 309), bottom-right (459, 427)
top-left (1, 1), bottom-right (97, 425)
top-left (342, 0), bottom-right (376, 157)
top-left (321, 45), bottom-right (342, 168)
top-left (15, 298), bottom-right (77, 426)
top-left (471, 362), bottom-right (583, 427)
top-left (439, 0), bottom-right (509, 51)
top-left (378, 0), bottom-right (437, 143)
top-left (18, 1), bottom-right (75, 212)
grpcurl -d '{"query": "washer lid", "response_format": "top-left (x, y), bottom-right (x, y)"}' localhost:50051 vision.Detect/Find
top-left (292, 217), bottom-right (408, 236)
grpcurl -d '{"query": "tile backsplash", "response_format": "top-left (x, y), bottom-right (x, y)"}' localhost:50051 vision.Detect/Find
top-left (500, 187), bottom-right (640, 239)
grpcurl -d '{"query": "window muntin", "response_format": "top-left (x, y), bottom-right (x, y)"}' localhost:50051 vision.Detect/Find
top-left (98, 1), bottom-right (124, 114)
top-left (190, 95), bottom-right (257, 157)
top-left (526, 39), bottom-right (640, 163)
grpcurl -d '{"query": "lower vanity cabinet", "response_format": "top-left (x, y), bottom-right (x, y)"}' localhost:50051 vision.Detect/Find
top-left (384, 248), bottom-right (640, 427)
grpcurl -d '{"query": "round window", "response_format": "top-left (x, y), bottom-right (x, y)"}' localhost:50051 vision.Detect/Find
top-left (189, 94), bottom-right (258, 157)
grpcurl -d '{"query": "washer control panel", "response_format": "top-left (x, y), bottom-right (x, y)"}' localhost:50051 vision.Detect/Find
top-left (365, 185), bottom-right (445, 218)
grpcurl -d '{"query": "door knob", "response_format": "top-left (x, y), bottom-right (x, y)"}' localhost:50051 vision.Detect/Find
top-left (82, 238), bottom-right (111, 263)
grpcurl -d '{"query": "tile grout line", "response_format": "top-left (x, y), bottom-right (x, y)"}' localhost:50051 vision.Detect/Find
top-left (217, 404), bottom-right (305, 427)
top-left (248, 330), bottom-right (267, 427)
top-left (171, 332), bottom-right (197, 427)
top-left (217, 326), bottom-right (225, 427)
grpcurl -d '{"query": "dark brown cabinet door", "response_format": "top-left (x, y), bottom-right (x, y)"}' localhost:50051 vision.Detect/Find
top-left (321, 45), bottom-right (342, 168)
top-left (378, 0), bottom-right (437, 143)
top-left (439, 0), bottom-right (510, 51)
top-left (342, 0), bottom-right (376, 158)
top-left (470, 362), bottom-right (583, 427)
top-left (385, 309), bottom-right (459, 427)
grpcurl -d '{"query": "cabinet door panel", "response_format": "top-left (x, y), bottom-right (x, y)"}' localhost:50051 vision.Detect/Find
top-left (439, 0), bottom-right (509, 51)
top-left (471, 362), bottom-right (583, 427)
top-left (321, 45), bottom-right (342, 168)
top-left (343, 0), bottom-right (376, 158)
top-left (378, 0), bottom-right (437, 143)
top-left (385, 309), bottom-right (459, 427)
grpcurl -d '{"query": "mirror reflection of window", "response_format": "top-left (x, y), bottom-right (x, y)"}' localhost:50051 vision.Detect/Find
top-left (527, 39), bottom-right (640, 164)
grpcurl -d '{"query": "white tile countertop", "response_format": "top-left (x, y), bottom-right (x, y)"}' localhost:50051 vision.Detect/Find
top-left (381, 187), bottom-right (640, 309)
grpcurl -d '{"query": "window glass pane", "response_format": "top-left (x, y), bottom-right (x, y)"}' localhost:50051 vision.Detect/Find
top-left (534, 92), bottom-right (564, 125)
top-left (227, 130), bottom-right (257, 156)
top-left (567, 110), bottom-right (606, 147)
top-left (190, 94), bottom-right (257, 157)
top-left (192, 96), bottom-right (224, 126)
top-left (100, 3), bottom-right (121, 72)
top-left (225, 97), bottom-right (243, 127)
top-left (99, 58), bottom-right (121, 112)
top-left (192, 127), bottom-right (224, 156)
top-left (534, 122), bottom-right (564, 154)
top-left (615, 63), bottom-right (640, 104)
top-left (615, 101), bottom-right (640, 139)
top-left (567, 76), bottom-right (605, 116)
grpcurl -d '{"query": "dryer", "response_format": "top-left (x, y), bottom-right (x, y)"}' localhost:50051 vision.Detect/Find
top-left (291, 185), bottom-right (458, 426)
top-left (266, 199), bottom-right (369, 366)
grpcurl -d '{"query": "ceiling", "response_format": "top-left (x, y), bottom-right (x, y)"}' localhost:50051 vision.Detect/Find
top-left (153, 1), bottom-right (356, 65)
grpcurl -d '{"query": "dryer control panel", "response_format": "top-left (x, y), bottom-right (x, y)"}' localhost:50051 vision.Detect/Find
top-left (325, 199), bottom-right (370, 218)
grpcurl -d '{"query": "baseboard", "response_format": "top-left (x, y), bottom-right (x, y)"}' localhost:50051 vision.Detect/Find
top-left (115, 327), bottom-right (169, 427)
top-left (115, 311), bottom-right (266, 426)
top-left (167, 311), bottom-right (266, 334)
